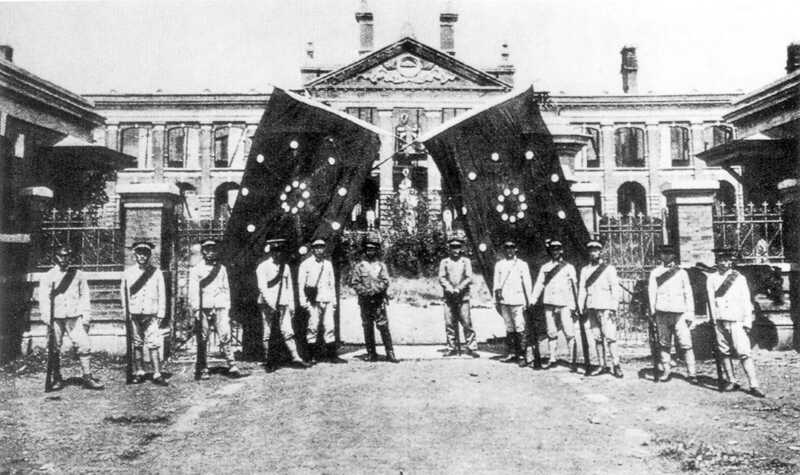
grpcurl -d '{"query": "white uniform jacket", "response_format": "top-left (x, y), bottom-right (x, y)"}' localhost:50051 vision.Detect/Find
top-left (122, 265), bottom-right (166, 318)
top-left (706, 270), bottom-right (754, 326)
top-left (188, 262), bottom-right (230, 310)
top-left (256, 257), bottom-right (295, 308)
top-left (39, 267), bottom-right (91, 323)
top-left (532, 260), bottom-right (577, 309)
top-left (648, 265), bottom-right (693, 314)
top-left (298, 257), bottom-right (335, 306)
top-left (578, 262), bottom-right (620, 311)
top-left (492, 258), bottom-right (534, 306)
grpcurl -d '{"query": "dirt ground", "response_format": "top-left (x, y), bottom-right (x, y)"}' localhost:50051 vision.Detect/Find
top-left (1, 344), bottom-right (799, 474)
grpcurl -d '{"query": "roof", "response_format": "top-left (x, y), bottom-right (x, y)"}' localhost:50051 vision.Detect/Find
top-left (44, 135), bottom-right (137, 169)
top-left (697, 137), bottom-right (796, 167)
top-left (304, 36), bottom-right (512, 90)
top-left (0, 57), bottom-right (104, 126)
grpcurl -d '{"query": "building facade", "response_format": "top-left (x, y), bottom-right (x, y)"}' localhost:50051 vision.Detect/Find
top-left (86, 3), bottom-right (744, 228)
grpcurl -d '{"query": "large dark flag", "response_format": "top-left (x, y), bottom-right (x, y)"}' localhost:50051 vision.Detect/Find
top-left (223, 87), bottom-right (387, 357)
top-left (419, 86), bottom-right (591, 289)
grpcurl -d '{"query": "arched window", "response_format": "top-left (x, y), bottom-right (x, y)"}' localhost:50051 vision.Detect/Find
top-left (177, 182), bottom-right (200, 220)
top-left (214, 182), bottom-right (240, 221)
top-left (119, 127), bottom-right (140, 161)
top-left (166, 126), bottom-right (187, 168)
top-left (703, 125), bottom-right (733, 151)
top-left (617, 181), bottom-right (647, 216)
top-left (614, 127), bottom-right (645, 167)
top-left (585, 127), bottom-right (601, 168)
top-left (715, 180), bottom-right (736, 211)
top-left (669, 126), bottom-right (691, 166)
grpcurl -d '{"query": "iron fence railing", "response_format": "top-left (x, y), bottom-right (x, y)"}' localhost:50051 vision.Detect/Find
top-left (713, 202), bottom-right (785, 263)
top-left (34, 206), bottom-right (123, 272)
top-left (598, 213), bottom-right (664, 281)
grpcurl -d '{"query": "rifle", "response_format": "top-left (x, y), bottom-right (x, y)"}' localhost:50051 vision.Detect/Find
top-left (123, 281), bottom-right (134, 384)
top-left (568, 279), bottom-right (591, 372)
top-left (44, 282), bottom-right (57, 392)
top-left (618, 281), bottom-right (661, 382)
top-left (521, 274), bottom-right (540, 368)
top-left (695, 265), bottom-right (727, 391)
top-left (195, 275), bottom-right (206, 379)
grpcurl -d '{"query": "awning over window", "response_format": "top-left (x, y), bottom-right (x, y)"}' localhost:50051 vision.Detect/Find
top-left (696, 136), bottom-right (795, 167)
top-left (44, 136), bottom-right (136, 170)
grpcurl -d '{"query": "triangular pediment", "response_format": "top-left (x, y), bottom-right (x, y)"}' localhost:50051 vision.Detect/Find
top-left (304, 37), bottom-right (511, 90)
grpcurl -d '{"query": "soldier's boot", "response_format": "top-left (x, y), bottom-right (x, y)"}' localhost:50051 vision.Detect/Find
top-left (363, 326), bottom-right (378, 362)
top-left (50, 352), bottom-right (65, 390)
top-left (517, 335), bottom-right (528, 367)
top-left (378, 326), bottom-right (399, 363)
top-left (500, 333), bottom-right (518, 362)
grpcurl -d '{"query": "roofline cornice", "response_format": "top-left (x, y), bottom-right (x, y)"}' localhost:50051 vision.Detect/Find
top-left (723, 71), bottom-right (800, 123)
top-left (0, 58), bottom-right (104, 126)
top-left (84, 93), bottom-right (272, 109)
top-left (551, 93), bottom-right (741, 109)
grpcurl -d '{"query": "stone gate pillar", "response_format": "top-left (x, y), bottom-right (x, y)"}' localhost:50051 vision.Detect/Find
top-left (117, 183), bottom-right (180, 269)
top-left (662, 180), bottom-right (719, 266)
top-left (778, 178), bottom-right (800, 349)
top-left (570, 182), bottom-right (601, 236)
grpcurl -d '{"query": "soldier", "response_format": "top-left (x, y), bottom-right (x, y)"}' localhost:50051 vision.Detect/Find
top-left (531, 240), bottom-right (578, 370)
top-left (188, 239), bottom-right (240, 379)
top-left (438, 232), bottom-right (478, 358)
top-left (706, 249), bottom-right (765, 398)
top-left (256, 238), bottom-right (310, 370)
top-left (121, 241), bottom-right (168, 386)
top-left (648, 245), bottom-right (697, 384)
top-left (38, 246), bottom-right (104, 390)
top-left (298, 238), bottom-right (338, 363)
top-left (492, 240), bottom-right (533, 365)
top-left (578, 240), bottom-right (623, 378)
top-left (350, 232), bottom-right (398, 363)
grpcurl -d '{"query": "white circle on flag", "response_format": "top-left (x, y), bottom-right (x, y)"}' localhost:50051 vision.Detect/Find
top-left (478, 243), bottom-right (487, 252)
top-left (241, 187), bottom-right (249, 196)
top-left (328, 157), bottom-right (336, 165)
top-left (557, 210), bottom-right (567, 219)
top-left (246, 224), bottom-right (255, 233)
top-left (256, 154), bottom-right (265, 163)
top-left (467, 171), bottom-right (477, 181)
top-left (331, 221), bottom-right (341, 230)
top-left (491, 152), bottom-right (500, 162)
top-left (290, 140), bottom-right (299, 150)
top-left (525, 150), bottom-right (534, 160)
top-left (298, 246), bottom-right (308, 255)
top-left (551, 174), bottom-right (560, 183)
top-left (292, 180), bottom-right (300, 188)
top-left (302, 190), bottom-right (311, 199)
top-left (495, 204), bottom-right (504, 212)
top-left (338, 187), bottom-right (348, 196)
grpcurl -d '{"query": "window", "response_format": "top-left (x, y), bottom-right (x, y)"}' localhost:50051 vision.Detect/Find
top-left (119, 127), bottom-right (140, 163)
top-left (345, 107), bottom-right (376, 124)
top-left (703, 125), bottom-right (733, 150)
top-left (669, 126), bottom-right (690, 167)
top-left (617, 181), bottom-right (647, 216)
top-left (13, 133), bottom-right (25, 158)
top-left (614, 127), bottom-right (645, 167)
top-left (441, 108), bottom-right (470, 123)
top-left (585, 127), bottom-right (600, 168)
top-left (166, 127), bottom-right (187, 168)
top-left (214, 127), bottom-right (229, 168)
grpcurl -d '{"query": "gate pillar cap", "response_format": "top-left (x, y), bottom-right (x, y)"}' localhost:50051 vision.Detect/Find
top-left (661, 180), bottom-right (720, 194)
top-left (117, 183), bottom-right (179, 205)
top-left (571, 182), bottom-right (602, 194)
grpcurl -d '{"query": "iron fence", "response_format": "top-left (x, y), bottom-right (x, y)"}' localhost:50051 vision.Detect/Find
top-left (598, 213), bottom-right (664, 281)
top-left (713, 202), bottom-right (785, 263)
top-left (33, 206), bottom-right (123, 272)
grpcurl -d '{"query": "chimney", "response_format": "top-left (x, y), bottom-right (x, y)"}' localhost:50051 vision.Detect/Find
top-left (620, 46), bottom-right (638, 94)
top-left (305, 41), bottom-right (315, 60)
top-left (0, 45), bottom-right (13, 62)
top-left (787, 42), bottom-right (800, 74)
top-left (355, 0), bottom-right (374, 56)
top-left (439, 3), bottom-right (458, 56)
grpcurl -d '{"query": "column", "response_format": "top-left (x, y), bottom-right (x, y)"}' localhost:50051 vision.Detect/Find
top-left (105, 123), bottom-right (118, 150)
top-left (645, 122), bottom-right (661, 214)
top-left (570, 183), bottom-right (601, 235)
top-left (690, 121), bottom-right (705, 174)
top-left (117, 183), bottom-right (180, 269)
top-left (600, 123), bottom-right (616, 214)
top-left (199, 124), bottom-right (213, 196)
top-left (151, 123), bottom-right (165, 182)
top-left (661, 180), bottom-right (719, 266)
top-left (376, 110), bottom-right (394, 230)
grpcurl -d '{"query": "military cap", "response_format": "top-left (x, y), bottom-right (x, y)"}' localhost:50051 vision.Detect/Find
top-left (447, 229), bottom-right (467, 245)
top-left (131, 241), bottom-right (155, 254)
top-left (547, 239), bottom-right (563, 249)
top-left (712, 248), bottom-right (738, 260)
top-left (311, 238), bottom-right (326, 247)
top-left (586, 240), bottom-right (603, 250)
top-left (502, 240), bottom-right (517, 248)
top-left (263, 238), bottom-right (287, 254)
top-left (200, 239), bottom-right (219, 249)
top-left (54, 245), bottom-right (73, 256)
top-left (658, 244), bottom-right (676, 254)
top-left (364, 231), bottom-right (382, 247)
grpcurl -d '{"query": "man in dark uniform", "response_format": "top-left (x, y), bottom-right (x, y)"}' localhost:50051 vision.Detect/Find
top-left (350, 232), bottom-right (398, 363)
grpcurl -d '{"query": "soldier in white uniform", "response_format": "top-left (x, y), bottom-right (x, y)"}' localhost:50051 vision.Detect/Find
top-left (256, 238), bottom-right (310, 370)
top-left (188, 239), bottom-right (240, 379)
top-left (121, 241), bottom-right (168, 386)
top-left (438, 232), bottom-right (478, 358)
top-left (531, 240), bottom-right (578, 370)
top-left (298, 238), bottom-right (338, 363)
top-left (492, 240), bottom-right (533, 365)
top-left (706, 248), bottom-right (765, 398)
top-left (578, 240), bottom-right (623, 378)
top-left (39, 246), bottom-right (104, 390)
top-left (648, 245), bottom-right (697, 384)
